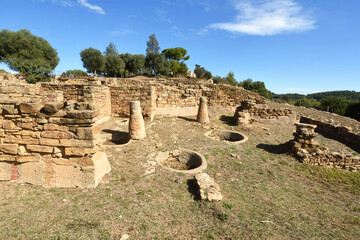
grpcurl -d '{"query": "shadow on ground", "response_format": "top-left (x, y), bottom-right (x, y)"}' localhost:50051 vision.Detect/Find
top-left (102, 129), bottom-right (130, 145)
top-left (187, 179), bottom-right (201, 200)
top-left (256, 141), bottom-right (292, 154)
top-left (178, 116), bottom-right (197, 122)
top-left (220, 115), bottom-right (236, 126)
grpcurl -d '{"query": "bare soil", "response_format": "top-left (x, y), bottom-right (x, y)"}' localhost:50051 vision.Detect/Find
top-left (0, 109), bottom-right (360, 239)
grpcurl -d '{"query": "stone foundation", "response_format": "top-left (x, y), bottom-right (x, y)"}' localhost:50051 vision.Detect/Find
top-left (234, 99), bottom-right (296, 125)
top-left (291, 123), bottom-right (360, 172)
top-left (0, 100), bottom-right (111, 188)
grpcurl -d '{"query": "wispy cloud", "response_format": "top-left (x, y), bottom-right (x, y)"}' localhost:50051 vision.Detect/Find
top-left (206, 0), bottom-right (315, 36)
top-left (155, 8), bottom-right (172, 24)
top-left (77, 0), bottom-right (105, 14)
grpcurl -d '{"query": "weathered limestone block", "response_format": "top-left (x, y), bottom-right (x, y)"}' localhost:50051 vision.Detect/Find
top-left (39, 138), bottom-right (61, 147)
top-left (16, 153), bottom-right (41, 163)
top-left (60, 139), bottom-right (95, 148)
top-left (43, 124), bottom-right (68, 132)
top-left (77, 127), bottom-right (94, 140)
top-left (65, 147), bottom-right (93, 156)
top-left (0, 144), bottom-right (18, 155)
top-left (3, 104), bottom-right (18, 115)
top-left (129, 101), bottom-right (146, 140)
top-left (26, 145), bottom-right (54, 153)
top-left (4, 136), bottom-right (39, 145)
top-left (43, 102), bottom-right (64, 114)
top-left (19, 102), bottom-right (45, 114)
top-left (66, 110), bottom-right (99, 119)
top-left (0, 162), bottom-right (11, 180)
top-left (2, 120), bottom-right (21, 130)
top-left (195, 173), bottom-right (223, 201)
top-left (196, 97), bottom-right (209, 124)
top-left (17, 161), bottom-right (43, 185)
top-left (41, 131), bottom-right (73, 139)
top-left (0, 155), bottom-right (16, 162)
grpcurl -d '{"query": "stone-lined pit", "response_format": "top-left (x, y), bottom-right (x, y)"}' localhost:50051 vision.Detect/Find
top-left (205, 130), bottom-right (248, 144)
top-left (155, 149), bottom-right (207, 174)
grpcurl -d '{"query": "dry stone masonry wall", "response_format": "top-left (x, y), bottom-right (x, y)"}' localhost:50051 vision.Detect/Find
top-left (0, 100), bottom-right (111, 187)
top-left (291, 123), bottom-right (360, 172)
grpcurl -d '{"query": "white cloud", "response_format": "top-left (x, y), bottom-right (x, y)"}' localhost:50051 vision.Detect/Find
top-left (208, 0), bottom-right (315, 36)
top-left (77, 0), bottom-right (105, 15)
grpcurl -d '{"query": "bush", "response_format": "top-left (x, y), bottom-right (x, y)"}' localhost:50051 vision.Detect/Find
top-left (345, 102), bottom-right (360, 121)
top-left (61, 69), bottom-right (88, 77)
top-left (294, 98), bottom-right (320, 109)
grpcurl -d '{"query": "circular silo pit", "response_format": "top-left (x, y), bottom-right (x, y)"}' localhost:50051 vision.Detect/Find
top-left (155, 149), bottom-right (207, 174)
top-left (205, 130), bottom-right (248, 144)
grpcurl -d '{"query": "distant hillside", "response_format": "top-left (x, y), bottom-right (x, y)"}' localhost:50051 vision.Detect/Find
top-left (274, 90), bottom-right (360, 101)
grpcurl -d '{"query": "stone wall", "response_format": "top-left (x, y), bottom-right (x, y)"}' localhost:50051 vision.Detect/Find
top-left (41, 83), bottom-right (111, 124)
top-left (234, 100), bottom-right (296, 125)
top-left (300, 116), bottom-right (360, 148)
top-left (291, 123), bottom-right (360, 171)
top-left (0, 100), bottom-right (111, 188)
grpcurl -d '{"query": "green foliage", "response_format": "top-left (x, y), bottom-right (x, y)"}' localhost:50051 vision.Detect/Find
top-left (319, 97), bottom-right (350, 115)
top-left (294, 98), bottom-right (320, 109)
top-left (273, 93), bottom-right (306, 102)
top-left (345, 102), bottom-right (360, 121)
top-left (61, 69), bottom-right (88, 77)
top-left (0, 29), bottom-right (59, 83)
top-left (105, 55), bottom-right (125, 77)
top-left (80, 47), bottom-right (105, 75)
top-left (239, 78), bottom-right (273, 99)
top-left (194, 64), bottom-right (212, 79)
top-left (162, 47), bottom-right (190, 62)
top-left (308, 91), bottom-right (360, 101)
top-left (104, 42), bottom-right (118, 56)
top-left (145, 34), bottom-right (169, 76)
top-left (226, 71), bottom-right (237, 85)
top-left (146, 34), bottom-right (160, 54)
top-left (0, 69), bottom-right (7, 74)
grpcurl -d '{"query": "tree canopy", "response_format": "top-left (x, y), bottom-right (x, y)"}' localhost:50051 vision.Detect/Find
top-left (105, 55), bottom-right (125, 77)
top-left (162, 47), bottom-right (190, 62)
top-left (0, 29), bottom-right (59, 83)
top-left (194, 64), bottom-right (212, 79)
top-left (146, 34), bottom-right (160, 54)
top-left (104, 42), bottom-right (118, 56)
top-left (145, 34), bottom-right (170, 76)
top-left (80, 47), bottom-right (105, 75)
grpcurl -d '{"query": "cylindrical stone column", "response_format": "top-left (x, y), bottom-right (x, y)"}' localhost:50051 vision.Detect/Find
top-left (197, 97), bottom-right (209, 123)
top-left (129, 101), bottom-right (146, 140)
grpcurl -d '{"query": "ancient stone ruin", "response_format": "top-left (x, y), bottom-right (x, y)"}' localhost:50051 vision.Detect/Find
top-left (196, 97), bottom-right (209, 123)
top-left (291, 123), bottom-right (360, 171)
top-left (234, 99), bottom-right (295, 125)
top-left (0, 74), bottom-right (263, 188)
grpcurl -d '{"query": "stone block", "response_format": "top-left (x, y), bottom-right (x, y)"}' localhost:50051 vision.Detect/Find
top-left (54, 165), bottom-right (84, 188)
top-left (3, 136), bottom-right (39, 145)
top-left (2, 120), bottom-right (21, 130)
top-left (195, 173), bottom-right (223, 201)
top-left (0, 144), bottom-right (18, 155)
top-left (0, 162), bottom-right (11, 180)
top-left (60, 139), bottom-right (94, 148)
top-left (19, 102), bottom-right (45, 114)
top-left (21, 130), bottom-right (40, 138)
top-left (26, 145), bottom-right (54, 153)
top-left (0, 155), bottom-right (16, 162)
top-left (43, 102), bottom-right (64, 114)
top-left (66, 110), bottom-right (99, 119)
top-left (39, 138), bottom-right (60, 146)
top-left (3, 104), bottom-right (18, 115)
top-left (41, 131), bottom-right (73, 139)
top-left (18, 161), bottom-right (43, 185)
top-left (16, 154), bottom-right (41, 163)
top-left (77, 127), bottom-right (94, 140)
top-left (65, 147), bottom-right (93, 156)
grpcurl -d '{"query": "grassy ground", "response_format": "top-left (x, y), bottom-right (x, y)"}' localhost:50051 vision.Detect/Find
top-left (0, 112), bottom-right (359, 239)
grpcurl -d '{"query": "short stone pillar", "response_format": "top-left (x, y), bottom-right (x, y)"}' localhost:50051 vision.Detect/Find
top-left (293, 123), bottom-right (318, 147)
top-left (197, 97), bottom-right (209, 123)
top-left (129, 101), bottom-right (146, 140)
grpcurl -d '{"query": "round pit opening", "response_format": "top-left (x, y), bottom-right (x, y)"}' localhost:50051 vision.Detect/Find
top-left (155, 149), bottom-right (207, 174)
top-left (205, 130), bottom-right (248, 144)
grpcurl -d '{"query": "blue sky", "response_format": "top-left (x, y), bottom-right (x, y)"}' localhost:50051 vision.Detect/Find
top-left (0, 0), bottom-right (359, 94)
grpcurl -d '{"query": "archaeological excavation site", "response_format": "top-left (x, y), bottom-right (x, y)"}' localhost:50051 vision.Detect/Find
top-left (1, 73), bottom-right (359, 239)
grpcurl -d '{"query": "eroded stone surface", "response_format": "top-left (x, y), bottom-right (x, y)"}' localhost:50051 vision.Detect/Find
top-left (195, 173), bottom-right (223, 201)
